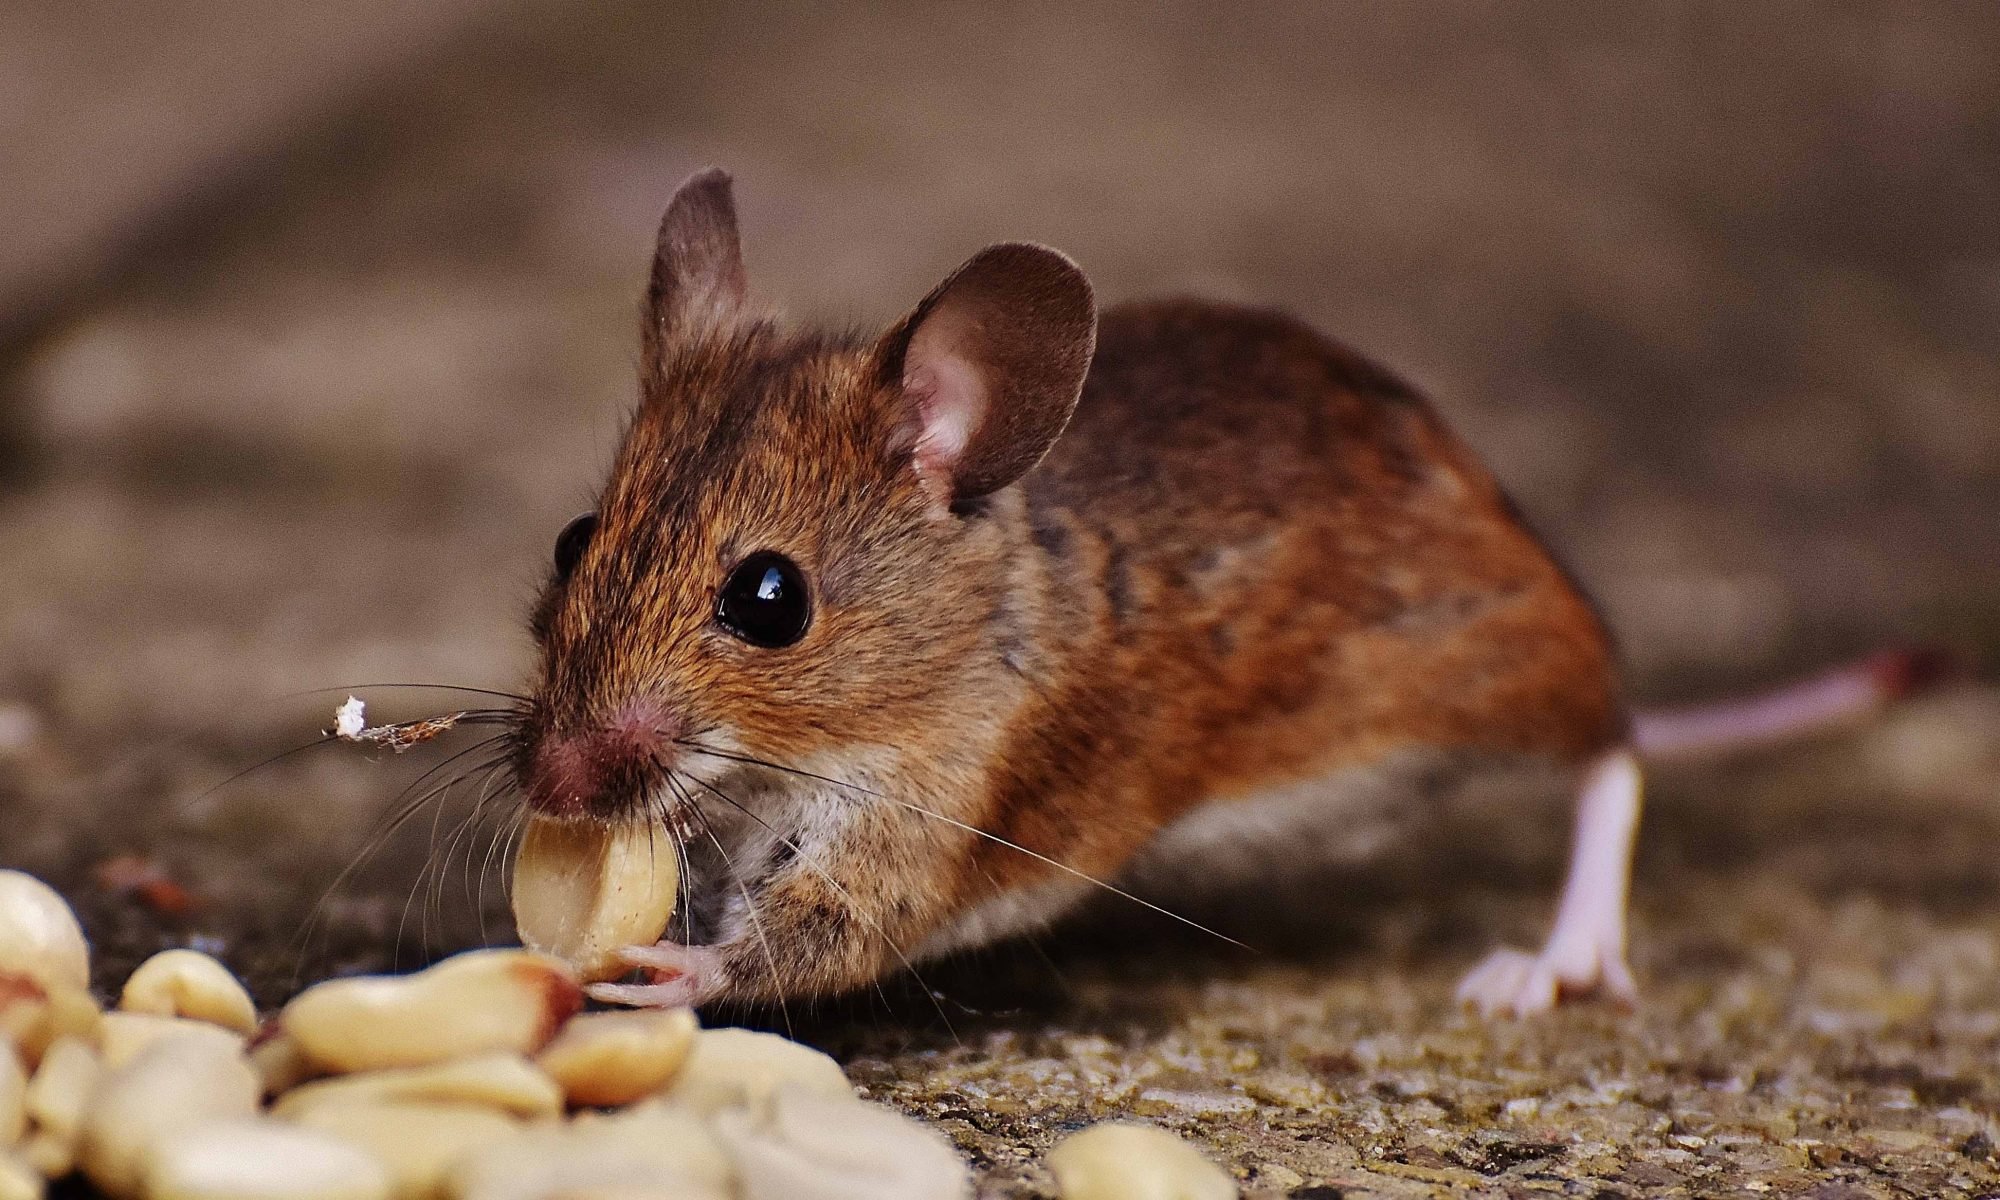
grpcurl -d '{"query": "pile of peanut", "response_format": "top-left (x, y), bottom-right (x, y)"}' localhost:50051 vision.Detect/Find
top-left (0, 867), bottom-right (1238, 1200)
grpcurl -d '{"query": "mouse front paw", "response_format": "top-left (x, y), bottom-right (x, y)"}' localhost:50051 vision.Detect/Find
top-left (1456, 940), bottom-right (1638, 1019)
top-left (585, 940), bottom-right (727, 1009)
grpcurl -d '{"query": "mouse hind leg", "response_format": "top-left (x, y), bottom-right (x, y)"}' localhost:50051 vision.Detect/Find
top-left (1456, 747), bottom-right (1643, 1017)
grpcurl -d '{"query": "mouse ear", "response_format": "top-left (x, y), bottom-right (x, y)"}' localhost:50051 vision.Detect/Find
top-left (873, 243), bottom-right (1096, 502)
top-left (643, 168), bottom-right (747, 356)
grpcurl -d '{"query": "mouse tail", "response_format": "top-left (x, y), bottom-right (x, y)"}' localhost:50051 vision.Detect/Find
top-left (1630, 645), bottom-right (1957, 764)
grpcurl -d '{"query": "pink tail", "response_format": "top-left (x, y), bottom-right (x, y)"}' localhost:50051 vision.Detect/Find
top-left (1631, 647), bottom-right (1955, 764)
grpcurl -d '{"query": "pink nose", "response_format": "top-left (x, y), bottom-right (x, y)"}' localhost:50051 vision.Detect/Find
top-left (525, 702), bottom-right (684, 819)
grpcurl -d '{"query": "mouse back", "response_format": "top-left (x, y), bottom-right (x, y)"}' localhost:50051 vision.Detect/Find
top-left (968, 297), bottom-right (1626, 875)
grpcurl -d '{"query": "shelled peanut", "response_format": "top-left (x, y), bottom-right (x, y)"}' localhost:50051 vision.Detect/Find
top-left (1047, 1122), bottom-right (1239, 1200)
top-left (0, 875), bottom-right (88, 996)
top-left (0, 869), bottom-right (973, 1200)
top-left (510, 816), bottom-right (679, 985)
top-left (2, 866), bottom-right (1237, 1198)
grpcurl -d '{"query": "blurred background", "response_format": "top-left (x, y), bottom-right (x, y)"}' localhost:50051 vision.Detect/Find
top-left (3, 3), bottom-right (1999, 1192)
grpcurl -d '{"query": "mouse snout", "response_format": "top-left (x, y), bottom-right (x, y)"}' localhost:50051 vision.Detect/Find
top-left (522, 700), bottom-right (685, 820)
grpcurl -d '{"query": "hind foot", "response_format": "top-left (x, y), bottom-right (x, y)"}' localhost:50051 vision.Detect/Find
top-left (1457, 941), bottom-right (1638, 1018)
top-left (1459, 748), bottom-right (1644, 1018)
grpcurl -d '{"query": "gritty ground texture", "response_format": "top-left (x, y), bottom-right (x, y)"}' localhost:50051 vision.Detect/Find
top-left (2, 3), bottom-right (1999, 1197)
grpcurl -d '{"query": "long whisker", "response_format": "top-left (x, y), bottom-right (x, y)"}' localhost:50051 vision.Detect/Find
top-left (642, 762), bottom-right (705, 960)
top-left (436, 759), bottom-right (509, 949)
top-left (675, 741), bottom-right (1251, 953)
top-left (639, 792), bottom-right (672, 931)
top-left (398, 752), bottom-right (511, 967)
top-left (669, 774), bottom-right (795, 1039)
top-left (673, 743), bottom-right (872, 794)
top-left (651, 785), bottom-right (695, 974)
top-left (376, 734), bottom-right (520, 842)
top-left (412, 750), bottom-right (483, 960)
top-left (280, 683), bottom-right (532, 704)
top-left (292, 731), bottom-right (509, 946)
top-left (475, 768), bottom-right (524, 945)
top-left (453, 765), bottom-right (512, 931)
top-left (409, 790), bottom-right (462, 961)
top-left (973, 857), bottom-right (1075, 999)
top-left (680, 773), bottom-right (958, 1042)
top-left (293, 735), bottom-right (509, 978)
top-left (428, 801), bottom-right (485, 953)
top-left (458, 758), bottom-right (515, 940)
top-left (179, 706), bottom-right (519, 823)
top-left (626, 757), bottom-right (686, 936)
top-left (889, 794), bottom-right (1247, 950)
top-left (178, 735), bottom-right (337, 817)
top-left (94, 686), bottom-right (524, 813)
top-left (496, 804), bottom-right (530, 902)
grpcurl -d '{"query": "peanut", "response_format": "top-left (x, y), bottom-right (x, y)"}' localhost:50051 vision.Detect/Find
top-left (443, 1110), bottom-right (731, 1200)
top-left (0, 874), bottom-right (88, 996)
top-left (1046, 1123), bottom-right (1237, 1200)
top-left (141, 1118), bottom-right (391, 1200)
top-left (23, 1035), bottom-right (99, 1146)
top-left (711, 1084), bottom-right (971, 1200)
top-left (273, 1053), bottom-right (563, 1121)
top-left (281, 950), bottom-right (582, 1074)
top-left (120, 950), bottom-right (258, 1035)
top-left (539, 1189), bottom-right (719, 1200)
top-left (0, 1044), bottom-right (23, 1145)
top-left (0, 976), bottom-right (48, 1061)
top-left (29, 987), bottom-right (100, 1069)
top-left (15, 1134), bottom-right (69, 1180)
top-left (248, 1030), bottom-right (317, 1097)
top-left (97, 1012), bottom-right (247, 1070)
top-left (0, 980), bottom-right (101, 1071)
top-left (535, 1009), bottom-right (697, 1108)
top-left (287, 1102), bottom-right (522, 1200)
top-left (512, 818), bottom-right (679, 984)
top-left (78, 1033), bottom-right (260, 1197)
top-left (570, 1103), bottom-right (734, 1185)
top-left (0, 1150), bottom-right (41, 1200)
top-left (661, 1028), bottom-right (850, 1115)
top-left (0, 868), bottom-right (996, 1198)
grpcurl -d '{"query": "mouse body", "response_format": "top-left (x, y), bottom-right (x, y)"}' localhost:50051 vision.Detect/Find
top-left (518, 170), bottom-right (1640, 1017)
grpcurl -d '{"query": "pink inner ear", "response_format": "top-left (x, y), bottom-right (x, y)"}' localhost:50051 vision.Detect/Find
top-left (904, 315), bottom-right (988, 485)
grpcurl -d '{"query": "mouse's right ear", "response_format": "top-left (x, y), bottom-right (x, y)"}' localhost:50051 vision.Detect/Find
top-left (643, 168), bottom-right (748, 359)
top-left (872, 243), bottom-right (1097, 503)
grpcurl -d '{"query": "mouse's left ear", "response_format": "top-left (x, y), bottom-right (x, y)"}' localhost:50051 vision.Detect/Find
top-left (872, 243), bottom-right (1096, 502)
top-left (644, 168), bottom-right (748, 359)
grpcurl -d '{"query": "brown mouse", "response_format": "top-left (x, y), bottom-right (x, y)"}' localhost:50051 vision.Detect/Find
top-left (512, 168), bottom-right (1928, 1018)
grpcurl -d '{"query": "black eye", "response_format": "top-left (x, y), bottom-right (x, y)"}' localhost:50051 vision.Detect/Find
top-left (553, 513), bottom-right (597, 582)
top-left (716, 552), bottom-right (811, 648)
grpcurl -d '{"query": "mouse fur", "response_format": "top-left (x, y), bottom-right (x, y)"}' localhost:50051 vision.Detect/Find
top-left (515, 169), bottom-right (1633, 1015)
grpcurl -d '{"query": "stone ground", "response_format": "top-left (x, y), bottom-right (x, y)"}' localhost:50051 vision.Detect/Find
top-left (3, 4), bottom-right (1999, 1196)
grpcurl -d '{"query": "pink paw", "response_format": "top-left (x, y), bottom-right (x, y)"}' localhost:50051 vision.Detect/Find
top-left (584, 941), bottom-right (726, 1009)
top-left (1456, 942), bottom-right (1638, 1019)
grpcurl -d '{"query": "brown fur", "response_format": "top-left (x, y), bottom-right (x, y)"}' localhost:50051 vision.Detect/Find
top-left (516, 174), bottom-right (1624, 1004)
top-left (972, 299), bottom-right (1624, 896)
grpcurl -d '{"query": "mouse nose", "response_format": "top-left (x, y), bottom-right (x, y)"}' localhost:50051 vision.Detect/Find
top-left (523, 700), bottom-right (685, 820)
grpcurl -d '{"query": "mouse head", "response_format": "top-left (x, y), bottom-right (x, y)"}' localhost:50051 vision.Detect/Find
top-left (516, 169), bottom-right (1096, 827)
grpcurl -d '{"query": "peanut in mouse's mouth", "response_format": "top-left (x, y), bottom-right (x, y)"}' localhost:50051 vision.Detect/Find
top-left (508, 773), bottom-right (790, 982)
top-left (511, 813), bottom-right (681, 983)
